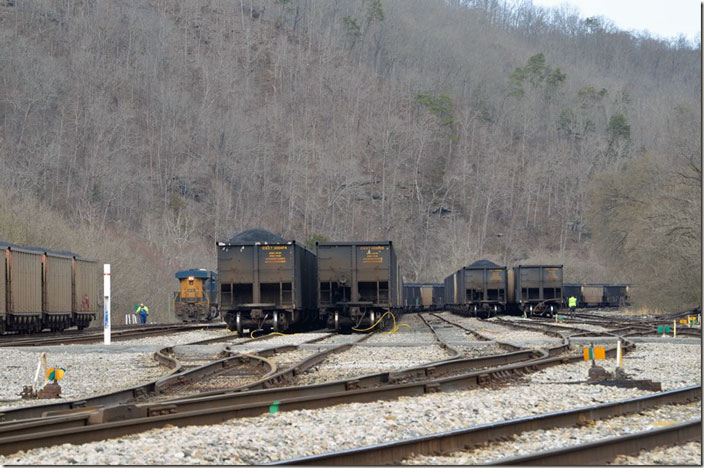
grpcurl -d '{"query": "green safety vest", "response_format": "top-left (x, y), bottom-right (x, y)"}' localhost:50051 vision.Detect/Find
top-left (568, 297), bottom-right (577, 307)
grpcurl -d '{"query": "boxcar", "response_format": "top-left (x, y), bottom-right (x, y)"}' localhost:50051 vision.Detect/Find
top-left (508, 265), bottom-right (563, 316)
top-left (217, 240), bottom-right (317, 334)
top-left (442, 260), bottom-right (507, 317)
top-left (317, 241), bottom-right (401, 332)
top-left (174, 269), bottom-right (218, 322)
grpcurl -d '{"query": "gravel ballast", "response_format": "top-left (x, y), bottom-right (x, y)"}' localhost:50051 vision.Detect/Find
top-left (0, 340), bottom-right (698, 465)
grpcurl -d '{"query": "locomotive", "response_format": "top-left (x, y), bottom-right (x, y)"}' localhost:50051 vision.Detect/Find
top-left (1, 242), bottom-right (98, 333)
top-left (173, 269), bottom-right (219, 322)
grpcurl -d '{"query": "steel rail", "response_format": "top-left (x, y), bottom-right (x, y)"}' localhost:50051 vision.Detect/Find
top-left (0, 343), bottom-right (617, 454)
top-left (0, 331), bottom-right (276, 422)
top-left (269, 386), bottom-right (702, 466)
top-left (416, 313), bottom-right (462, 360)
top-left (0, 323), bottom-right (227, 347)
top-left (164, 333), bottom-right (370, 398)
top-left (429, 313), bottom-right (538, 353)
top-left (489, 419), bottom-right (702, 465)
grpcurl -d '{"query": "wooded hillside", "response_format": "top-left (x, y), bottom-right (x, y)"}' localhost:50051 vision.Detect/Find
top-left (0, 0), bottom-right (700, 320)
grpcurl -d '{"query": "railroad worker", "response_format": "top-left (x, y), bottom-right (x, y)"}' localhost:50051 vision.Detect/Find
top-left (137, 303), bottom-right (149, 324)
top-left (568, 296), bottom-right (577, 318)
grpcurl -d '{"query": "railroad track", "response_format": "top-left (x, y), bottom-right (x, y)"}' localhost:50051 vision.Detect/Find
top-left (0, 325), bottom-right (625, 455)
top-left (0, 322), bottom-right (227, 347)
top-left (271, 385), bottom-right (702, 465)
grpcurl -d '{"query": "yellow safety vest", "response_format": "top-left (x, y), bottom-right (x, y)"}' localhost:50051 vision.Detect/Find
top-left (568, 297), bottom-right (577, 308)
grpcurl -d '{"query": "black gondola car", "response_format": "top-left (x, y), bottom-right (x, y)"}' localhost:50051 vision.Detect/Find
top-left (317, 241), bottom-right (401, 332)
top-left (443, 260), bottom-right (507, 317)
top-left (403, 283), bottom-right (444, 311)
top-left (604, 284), bottom-right (631, 307)
top-left (217, 237), bottom-right (317, 335)
top-left (508, 265), bottom-right (563, 316)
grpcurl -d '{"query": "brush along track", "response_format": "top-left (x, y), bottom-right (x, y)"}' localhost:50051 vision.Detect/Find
top-left (0, 323), bottom-right (227, 347)
top-left (0, 326), bottom-right (635, 455)
top-left (271, 386), bottom-right (701, 465)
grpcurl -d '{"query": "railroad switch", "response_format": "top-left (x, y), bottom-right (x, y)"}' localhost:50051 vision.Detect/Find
top-left (37, 382), bottom-right (62, 399)
top-left (20, 382), bottom-right (62, 399)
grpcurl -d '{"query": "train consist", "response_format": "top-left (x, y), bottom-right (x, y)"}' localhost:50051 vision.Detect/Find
top-left (216, 231), bottom-right (402, 333)
top-left (0, 242), bottom-right (98, 333)
top-left (216, 230), bottom-right (630, 333)
top-left (563, 283), bottom-right (631, 308)
top-left (443, 261), bottom-right (564, 317)
top-left (173, 269), bottom-right (219, 322)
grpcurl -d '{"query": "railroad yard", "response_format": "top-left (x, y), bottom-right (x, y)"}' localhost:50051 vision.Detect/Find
top-left (0, 310), bottom-right (700, 465)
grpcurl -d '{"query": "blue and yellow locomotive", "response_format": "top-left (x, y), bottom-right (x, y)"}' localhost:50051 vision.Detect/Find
top-left (174, 269), bottom-right (219, 322)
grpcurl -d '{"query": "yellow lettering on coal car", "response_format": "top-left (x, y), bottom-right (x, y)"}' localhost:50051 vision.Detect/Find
top-left (489, 270), bottom-right (502, 281)
top-left (264, 247), bottom-right (288, 263)
top-left (361, 248), bottom-right (384, 263)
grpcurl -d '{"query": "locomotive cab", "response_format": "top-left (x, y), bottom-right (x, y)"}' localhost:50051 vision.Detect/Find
top-left (174, 269), bottom-right (219, 322)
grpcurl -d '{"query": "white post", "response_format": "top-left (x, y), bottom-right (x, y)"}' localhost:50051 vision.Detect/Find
top-left (616, 340), bottom-right (623, 369)
top-left (673, 320), bottom-right (677, 338)
top-left (104, 264), bottom-right (111, 345)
